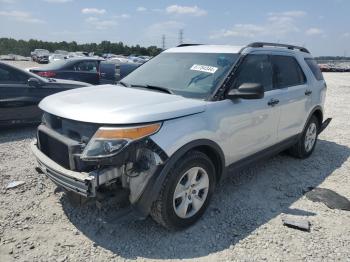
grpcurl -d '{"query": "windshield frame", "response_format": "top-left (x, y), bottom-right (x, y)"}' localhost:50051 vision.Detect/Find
top-left (121, 52), bottom-right (241, 101)
top-left (208, 53), bottom-right (245, 101)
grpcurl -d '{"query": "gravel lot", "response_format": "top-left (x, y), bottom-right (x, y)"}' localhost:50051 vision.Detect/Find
top-left (0, 68), bottom-right (350, 261)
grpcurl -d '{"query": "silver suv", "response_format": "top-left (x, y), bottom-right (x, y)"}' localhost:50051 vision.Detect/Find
top-left (32, 42), bottom-right (331, 229)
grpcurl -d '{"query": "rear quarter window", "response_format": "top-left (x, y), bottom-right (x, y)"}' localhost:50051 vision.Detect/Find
top-left (305, 58), bottom-right (324, 81)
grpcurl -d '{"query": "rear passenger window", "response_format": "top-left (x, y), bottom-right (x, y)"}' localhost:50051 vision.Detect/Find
top-left (271, 55), bottom-right (306, 88)
top-left (233, 54), bottom-right (273, 92)
top-left (305, 58), bottom-right (324, 81)
top-left (72, 61), bottom-right (98, 72)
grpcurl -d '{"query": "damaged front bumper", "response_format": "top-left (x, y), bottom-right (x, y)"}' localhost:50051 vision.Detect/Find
top-left (31, 141), bottom-right (97, 197)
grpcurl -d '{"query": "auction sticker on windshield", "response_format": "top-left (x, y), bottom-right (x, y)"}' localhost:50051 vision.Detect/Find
top-left (190, 64), bottom-right (218, 74)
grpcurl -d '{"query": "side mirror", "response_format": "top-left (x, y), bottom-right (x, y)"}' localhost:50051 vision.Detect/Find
top-left (28, 77), bottom-right (41, 88)
top-left (227, 83), bottom-right (264, 100)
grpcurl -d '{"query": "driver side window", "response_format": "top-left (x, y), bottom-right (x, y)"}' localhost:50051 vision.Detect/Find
top-left (233, 54), bottom-right (273, 92)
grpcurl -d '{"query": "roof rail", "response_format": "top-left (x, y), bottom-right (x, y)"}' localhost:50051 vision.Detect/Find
top-left (177, 44), bottom-right (203, 47)
top-left (247, 42), bottom-right (310, 54)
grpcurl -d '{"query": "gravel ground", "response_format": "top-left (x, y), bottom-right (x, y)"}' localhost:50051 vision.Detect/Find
top-left (0, 71), bottom-right (350, 262)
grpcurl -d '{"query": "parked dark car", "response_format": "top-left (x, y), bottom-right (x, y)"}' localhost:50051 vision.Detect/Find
top-left (31, 49), bottom-right (50, 64)
top-left (29, 57), bottom-right (104, 85)
top-left (0, 62), bottom-right (90, 126)
top-left (99, 62), bottom-right (141, 84)
top-left (30, 57), bottom-right (140, 85)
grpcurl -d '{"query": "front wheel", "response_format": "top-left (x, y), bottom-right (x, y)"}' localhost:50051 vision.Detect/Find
top-left (288, 115), bottom-right (319, 159)
top-left (150, 151), bottom-right (216, 230)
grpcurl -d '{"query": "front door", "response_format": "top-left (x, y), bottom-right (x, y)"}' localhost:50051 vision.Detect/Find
top-left (221, 53), bottom-right (280, 164)
top-left (0, 64), bottom-right (39, 124)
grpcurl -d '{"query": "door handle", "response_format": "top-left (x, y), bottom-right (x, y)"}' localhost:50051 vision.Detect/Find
top-left (267, 98), bottom-right (279, 107)
top-left (305, 90), bottom-right (312, 96)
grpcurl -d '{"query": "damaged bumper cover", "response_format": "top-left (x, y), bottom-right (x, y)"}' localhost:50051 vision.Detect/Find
top-left (319, 118), bottom-right (332, 134)
top-left (31, 141), bottom-right (96, 197)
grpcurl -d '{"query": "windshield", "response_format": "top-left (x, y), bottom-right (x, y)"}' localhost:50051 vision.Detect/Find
top-left (122, 52), bottom-right (239, 99)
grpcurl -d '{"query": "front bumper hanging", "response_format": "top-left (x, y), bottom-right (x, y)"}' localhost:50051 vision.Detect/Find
top-left (319, 118), bottom-right (332, 134)
top-left (31, 141), bottom-right (96, 197)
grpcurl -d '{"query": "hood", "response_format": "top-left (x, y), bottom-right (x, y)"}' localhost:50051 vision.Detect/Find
top-left (39, 84), bottom-right (207, 124)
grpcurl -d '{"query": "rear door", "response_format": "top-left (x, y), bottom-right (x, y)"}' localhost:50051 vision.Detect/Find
top-left (270, 54), bottom-right (310, 142)
top-left (99, 62), bottom-right (116, 84)
top-left (0, 64), bottom-right (39, 124)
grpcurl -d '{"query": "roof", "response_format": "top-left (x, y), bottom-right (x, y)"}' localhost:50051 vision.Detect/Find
top-left (164, 43), bottom-right (313, 57)
top-left (164, 45), bottom-right (244, 54)
top-left (67, 57), bottom-right (104, 61)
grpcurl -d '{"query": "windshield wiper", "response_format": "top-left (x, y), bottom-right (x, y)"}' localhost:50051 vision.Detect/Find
top-left (187, 72), bottom-right (211, 86)
top-left (130, 84), bottom-right (174, 94)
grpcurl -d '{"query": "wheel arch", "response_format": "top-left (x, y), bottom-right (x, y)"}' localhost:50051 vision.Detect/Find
top-left (134, 139), bottom-right (226, 217)
top-left (304, 106), bottom-right (323, 132)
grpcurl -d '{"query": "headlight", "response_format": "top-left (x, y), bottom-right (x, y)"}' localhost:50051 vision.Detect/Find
top-left (81, 123), bottom-right (161, 159)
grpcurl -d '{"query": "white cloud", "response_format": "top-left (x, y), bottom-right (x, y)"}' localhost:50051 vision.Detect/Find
top-left (147, 20), bottom-right (184, 34)
top-left (113, 14), bottom-right (130, 19)
top-left (268, 10), bottom-right (307, 18)
top-left (43, 0), bottom-right (72, 3)
top-left (166, 5), bottom-right (207, 16)
top-left (342, 32), bottom-right (350, 38)
top-left (211, 10), bottom-right (306, 39)
top-left (0, 0), bottom-right (16, 3)
top-left (0, 10), bottom-right (44, 23)
top-left (305, 28), bottom-right (324, 36)
top-left (81, 8), bottom-right (106, 15)
top-left (85, 17), bottom-right (117, 30)
top-left (137, 7), bottom-right (147, 12)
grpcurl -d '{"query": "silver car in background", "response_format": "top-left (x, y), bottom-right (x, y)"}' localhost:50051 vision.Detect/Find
top-left (31, 42), bottom-right (331, 229)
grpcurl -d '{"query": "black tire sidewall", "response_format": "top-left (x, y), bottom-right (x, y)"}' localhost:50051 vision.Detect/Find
top-left (300, 116), bottom-right (319, 157)
top-left (162, 152), bottom-right (216, 229)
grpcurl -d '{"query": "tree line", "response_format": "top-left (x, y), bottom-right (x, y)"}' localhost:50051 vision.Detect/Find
top-left (0, 38), bottom-right (163, 57)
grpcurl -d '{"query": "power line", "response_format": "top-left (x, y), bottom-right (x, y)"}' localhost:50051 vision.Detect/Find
top-left (179, 29), bottom-right (184, 45)
top-left (161, 35), bottom-right (166, 50)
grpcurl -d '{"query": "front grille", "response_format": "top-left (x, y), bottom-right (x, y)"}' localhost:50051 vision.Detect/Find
top-left (38, 131), bottom-right (70, 169)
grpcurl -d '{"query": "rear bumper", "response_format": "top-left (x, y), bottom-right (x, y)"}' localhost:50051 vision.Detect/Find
top-left (31, 141), bottom-right (96, 197)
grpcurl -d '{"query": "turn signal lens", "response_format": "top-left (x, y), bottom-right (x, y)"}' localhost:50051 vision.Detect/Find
top-left (94, 123), bottom-right (161, 140)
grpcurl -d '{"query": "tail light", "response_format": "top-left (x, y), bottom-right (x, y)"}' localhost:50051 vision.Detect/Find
top-left (37, 71), bottom-right (56, 78)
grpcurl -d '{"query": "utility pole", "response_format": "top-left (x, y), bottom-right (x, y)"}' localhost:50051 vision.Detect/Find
top-left (179, 29), bottom-right (184, 45)
top-left (162, 35), bottom-right (166, 50)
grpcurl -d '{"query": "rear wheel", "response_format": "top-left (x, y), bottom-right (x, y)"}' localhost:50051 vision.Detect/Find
top-left (288, 115), bottom-right (319, 158)
top-left (150, 151), bottom-right (216, 230)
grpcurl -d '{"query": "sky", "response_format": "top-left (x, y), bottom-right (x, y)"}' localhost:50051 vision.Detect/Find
top-left (0, 0), bottom-right (349, 56)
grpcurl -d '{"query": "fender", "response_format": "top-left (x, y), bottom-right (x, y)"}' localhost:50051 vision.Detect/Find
top-left (302, 105), bottom-right (323, 136)
top-left (134, 139), bottom-right (225, 217)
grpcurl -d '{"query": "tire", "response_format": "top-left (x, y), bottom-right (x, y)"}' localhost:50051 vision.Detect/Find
top-left (150, 150), bottom-right (216, 230)
top-left (288, 115), bottom-right (319, 159)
